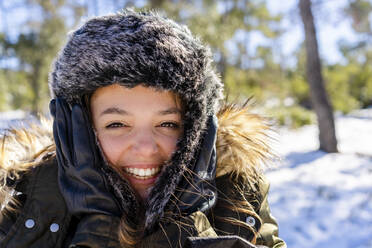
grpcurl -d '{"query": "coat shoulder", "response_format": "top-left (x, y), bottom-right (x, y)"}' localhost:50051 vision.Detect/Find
top-left (0, 156), bottom-right (73, 248)
top-left (0, 117), bottom-right (55, 212)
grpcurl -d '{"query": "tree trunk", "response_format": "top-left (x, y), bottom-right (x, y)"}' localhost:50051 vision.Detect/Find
top-left (299, 0), bottom-right (338, 152)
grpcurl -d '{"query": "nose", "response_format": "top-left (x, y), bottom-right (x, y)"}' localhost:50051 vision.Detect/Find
top-left (131, 129), bottom-right (159, 157)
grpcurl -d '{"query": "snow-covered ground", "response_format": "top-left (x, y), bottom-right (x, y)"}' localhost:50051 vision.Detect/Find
top-left (1, 108), bottom-right (371, 247)
top-left (267, 108), bottom-right (372, 248)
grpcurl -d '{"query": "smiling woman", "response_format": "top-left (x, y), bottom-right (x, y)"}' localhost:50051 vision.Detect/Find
top-left (0, 9), bottom-right (286, 248)
top-left (90, 84), bottom-right (183, 200)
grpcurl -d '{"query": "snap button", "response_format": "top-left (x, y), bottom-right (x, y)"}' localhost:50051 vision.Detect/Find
top-left (25, 219), bottom-right (35, 229)
top-left (50, 223), bottom-right (59, 232)
top-left (246, 216), bottom-right (256, 227)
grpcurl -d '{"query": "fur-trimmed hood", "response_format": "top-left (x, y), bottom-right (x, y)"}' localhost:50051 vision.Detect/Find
top-left (0, 104), bottom-right (275, 215)
top-left (48, 10), bottom-right (226, 231)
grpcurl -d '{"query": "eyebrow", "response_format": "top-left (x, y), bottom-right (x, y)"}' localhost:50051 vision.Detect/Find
top-left (100, 107), bottom-right (181, 117)
top-left (157, 107), bottom-right (181, 115)
top-left (100, 107), bottom-right (129, 117)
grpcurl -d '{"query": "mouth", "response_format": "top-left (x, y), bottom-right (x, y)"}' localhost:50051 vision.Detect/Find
top-left (122, 166), bottom-right (162, 180)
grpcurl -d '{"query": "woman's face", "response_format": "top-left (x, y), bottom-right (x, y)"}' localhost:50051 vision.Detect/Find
top-left (90, 84), bottom-right (183, 200)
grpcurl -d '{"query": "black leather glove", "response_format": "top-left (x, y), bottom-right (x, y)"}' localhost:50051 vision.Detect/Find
top-left (49, 98), bottom-right (121, 218)
top-left (173, 115), bottom-right (218, 215)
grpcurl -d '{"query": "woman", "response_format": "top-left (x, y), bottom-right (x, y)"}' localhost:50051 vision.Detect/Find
top-left (0, 10), bottom-right (286, 248)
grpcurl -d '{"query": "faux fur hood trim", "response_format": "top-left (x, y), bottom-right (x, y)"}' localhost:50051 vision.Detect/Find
top-left (216, 103), bottom-right (277, 191)
top-left (0, 104), bottom-right (276, 212)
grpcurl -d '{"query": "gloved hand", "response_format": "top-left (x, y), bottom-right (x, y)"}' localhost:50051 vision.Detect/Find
top-left (173, 115), bottom-right (218, 215)
top-left (49, 98), bottom-right (121, 218)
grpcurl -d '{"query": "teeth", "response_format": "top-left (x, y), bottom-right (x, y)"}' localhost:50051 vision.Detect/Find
top-left (123, 166), bottom-right (160, 179)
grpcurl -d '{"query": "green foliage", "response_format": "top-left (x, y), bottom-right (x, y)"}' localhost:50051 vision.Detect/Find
top-left (286, 36), bottom-right (372, 116)
top-left (344, 0), bottom-right (372, 34)
top-left (0, 0), bottom-right (85, 114)
top-left (224, 66), bottom-right (263, 101)
top-left (267, 105), bottom-right (315, 129)
top-left (284, 62), bottom-right (371, 115)
top-left (324, 64), bottom-right (359, 113)
top-left (0, 69), bottom-right (32, 110)
top-left (337, 0), bottom-right (372, 110)
top-left (355, 66), bottom-right (372, 107)
top-left (287, 74), bottom-right (310, 107)
top-left (0, 72), bottom-right (9, 111)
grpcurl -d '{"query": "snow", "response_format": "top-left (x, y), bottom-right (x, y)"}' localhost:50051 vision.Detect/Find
top-left (1, 108), bottom-right (371, 247)
top-left (266, 108), bottom-right (372, 248)
top-left (0, 110), bottom-right (26, 133)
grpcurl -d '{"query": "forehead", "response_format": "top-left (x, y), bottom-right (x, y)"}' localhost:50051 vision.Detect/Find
top-left (90, 84), bottom-right (181, 114)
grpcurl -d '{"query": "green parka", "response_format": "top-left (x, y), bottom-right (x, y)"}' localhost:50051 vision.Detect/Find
top-left (0, 104), bottom-right (286, 248)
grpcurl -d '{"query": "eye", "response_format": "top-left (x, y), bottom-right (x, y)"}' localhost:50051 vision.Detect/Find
top-left (106, 122), bottom-right (127, 129)
top-left (159, 122), bottom-right (180, 129)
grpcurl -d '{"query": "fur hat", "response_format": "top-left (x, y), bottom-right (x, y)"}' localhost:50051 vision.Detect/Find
top-left (48, 9), bottom-right (223, 231)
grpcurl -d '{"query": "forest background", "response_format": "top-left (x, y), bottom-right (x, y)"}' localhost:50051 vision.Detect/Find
top-left (0, 0), bottom-right (371, 129)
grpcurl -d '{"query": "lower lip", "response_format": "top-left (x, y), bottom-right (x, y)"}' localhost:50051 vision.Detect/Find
top-left (122, 170), bottom-right (160, 186)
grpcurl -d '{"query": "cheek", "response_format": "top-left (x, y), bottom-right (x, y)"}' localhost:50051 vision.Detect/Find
top-left (97, 134), bottom-right (127, 165)
top-left (158, 136), bottom-right (179, 159)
